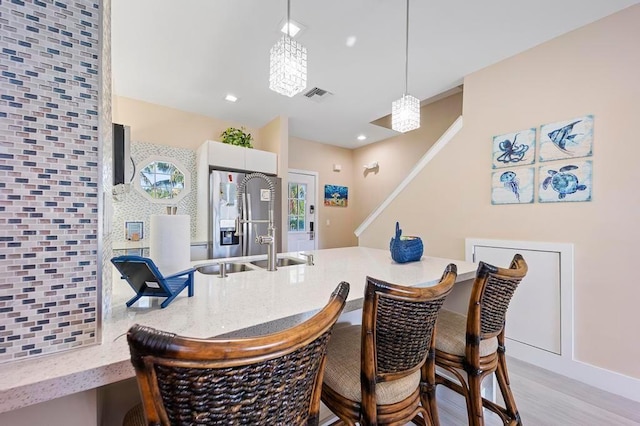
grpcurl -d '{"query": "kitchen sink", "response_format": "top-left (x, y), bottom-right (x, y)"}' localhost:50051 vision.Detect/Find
top-left (196, 263), bottom-right (255, 275)
top-left (250, 257), bottom-right (306, 268)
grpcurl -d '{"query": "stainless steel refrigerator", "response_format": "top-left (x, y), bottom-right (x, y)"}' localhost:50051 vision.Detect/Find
top-left (209, 170), bottom-right (282, 259)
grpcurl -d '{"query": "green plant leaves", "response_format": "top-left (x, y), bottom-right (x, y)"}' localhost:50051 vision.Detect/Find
top-left (220, 127), bottom-right (253, 148)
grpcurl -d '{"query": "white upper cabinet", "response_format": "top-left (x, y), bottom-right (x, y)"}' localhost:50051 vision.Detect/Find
top-left (205, 140), bottom-right (277, 175)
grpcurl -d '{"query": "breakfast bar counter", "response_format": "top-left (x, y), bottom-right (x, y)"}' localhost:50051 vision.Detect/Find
top-left (0, 246), bottom-right (477, 414)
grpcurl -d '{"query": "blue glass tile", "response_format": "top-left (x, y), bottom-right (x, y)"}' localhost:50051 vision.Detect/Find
top-left (80, 30), bottom-right (91, 37)
top-left (10, 79), bottom-right (23, 86)
top-left (66, 208), bottom-right (77, 213)
top-left (54, 1), bottom-right (67, 8)
top-left (45, 201), bottom-right (57, 207)
top-left (86, 161), bottom-right (97, 167)
top-left (22, 253), bottom-right (35, 258)
top-left (48, 26), bottom-right (60, 33)
top-left (8, 219), bottom-right (21, 224)
top-left (47, 48), bottom-right (60, 55)
top-left (81, 10), bottom-right (92, 17)
top-left (29, 349), bottom-right (43, 356)
top-left (74, 76), bottom-right (85, 82)
top-left (73, 202), bottom-right (84, 207)
top-left (21, 344), bottom-right (35, 350)
top-left (0, 153), bottom-right (14, 159)
top-left (66, 251), bottom-right (77, 255)
top-left (29, 190), bottom-right (43, 195)
top-left (45, 136), bottom-right (58, 141)
top-left (25, 70), bottom-right (38, 77)
top-left (11, 0), bottom-right (25, 5)
top-left (0, 165), bottom-right (14, 171)
top-left (61, 30), bottom-right (72, 37)
top-left (67, 111), bottom-right (79, 117)
top-left (18, 40), bottom-right (32, 48)
top-left (46, 124), bottom-right (59, 130)
top-left (34, 0), bottom-right (47, 7)
top-left (65, 294), bottom-right (77, 300)
top-left (26, 26), bottom-right (39, 33)
top-left (0, 112), bottom-right (6, 117)
top-left (80, 93), bottom-right (91, 99)
top-left (44, 335), bottom-right (56, 341)
top-left (66, 164), bottom-right (78, 170)
top-left (1, 95), bottom-right (15, 101)
top-left (24, 116), bottom-right (37, 121)
top-left (45, 269), bottom-right (56, 274)
top-left (46, 113), bottom-right (58, 119)
top-left (80, 61), bottom-right (91, 68)
top-left (24, 93), bottom-right (38, 100)
top-left (87, 110), bottom-right (97, 115)
top-left (80, 20), bottom-right (92, 27)
top-left (72, 277), bottom-right (84, 283)
top-left (8, 195), bottom-right (21, 200)
top-left (61, 41), bottom-right (72, 48)
top-left (9, 102), bottom-right (23, 107)
top-left (80, 135), bottom-right (91, 140)
top-left (53, 77), bottom-right (65, 83)
top-left (80, 41), bottom-right (92, 48)
top-left (26, 15), bottom-right (39, 22)
top-left (22, 161), bottom-right (36, 166)
top-left (23, 138), bottom-right (36, 144)
top-left (22, 276), bottom-right (35, 282)
top-left (74, 150), bottom-right (86, 155)
top-left (7, 335), bottom-right (21, 341)
top-left (45, 169), bottom-right (58, 174)
top-left (66, 122), bottom-right (78, 128)
top-left (23, 127), bottom-right (36, 133)
top-left (2, 71), bottom-right (17, 78)
top-left (80, 83), bottom-right (91, 88)
top-left (53, 153), bottom-right (64, 158)
top-left (60, 95), bottom-right (72, 100)
top-left (44, 301), bottom-right (57, 306)
top-left (44, 233), bottom-right (56, 238)
top-left (84, 318), bottom-right (96, 323)
top-left (87, 68), bottom-right (97, 75)
top-left (63, 338), bottom-right (76, 343)
top-left (53, 66), bottom-right (66, 73)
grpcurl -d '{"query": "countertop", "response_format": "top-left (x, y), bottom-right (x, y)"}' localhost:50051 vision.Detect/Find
top-left (0, 246), bottom-right (477, 413)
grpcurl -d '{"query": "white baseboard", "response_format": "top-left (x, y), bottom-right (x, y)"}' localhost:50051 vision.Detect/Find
top-left (507, 339), bottom-right (640, 403)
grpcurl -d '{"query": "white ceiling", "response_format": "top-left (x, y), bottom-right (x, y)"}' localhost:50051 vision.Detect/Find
top-left (112, 0), bottom-right (638, 148)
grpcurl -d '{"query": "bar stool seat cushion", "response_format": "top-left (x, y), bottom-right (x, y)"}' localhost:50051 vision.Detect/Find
top-left (435, 309), bottom-right (498, 357)
top-left (323, 325), bottom-right (420, 405)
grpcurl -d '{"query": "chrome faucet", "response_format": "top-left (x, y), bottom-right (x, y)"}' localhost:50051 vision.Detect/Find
top-left (235, 172), bottom-right (277, 271)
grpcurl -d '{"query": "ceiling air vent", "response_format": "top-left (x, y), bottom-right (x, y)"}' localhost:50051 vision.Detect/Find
top-left (303, 87), bottom-right (333, 103)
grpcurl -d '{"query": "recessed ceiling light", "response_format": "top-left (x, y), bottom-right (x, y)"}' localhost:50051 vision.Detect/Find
top-left (346, 36), bottom-right (357, 47)
top-left (357, 134), bottom-right (367, 141)
top-left (225, 94), bottom-right (238, 102)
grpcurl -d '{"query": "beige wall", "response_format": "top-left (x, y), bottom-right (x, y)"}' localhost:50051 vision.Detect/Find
top-left (289, 137), bottom-right (357, 249)
top-left (352, 93), bottom-right (463, 226)
top-left (112, 95), bottom-right (259, 149)
top-left (360, 5), bottom-right (640, 379)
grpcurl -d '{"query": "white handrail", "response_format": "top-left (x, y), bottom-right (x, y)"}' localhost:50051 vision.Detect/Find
top-left (354, 115), bottom-right (464, 238)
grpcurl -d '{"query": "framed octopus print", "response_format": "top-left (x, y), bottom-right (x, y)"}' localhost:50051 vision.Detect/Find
top-left (492, 128), bottom-right (536, 169)
top-left (491, 167), bottom-right (534, 205)
top-left (538, 160), bottom-right (592, 203)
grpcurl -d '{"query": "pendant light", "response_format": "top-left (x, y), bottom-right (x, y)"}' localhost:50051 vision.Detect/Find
top-left (269, 0), bottom-right (307, 97)
top-left (391, 0), bottom-right (420, 133)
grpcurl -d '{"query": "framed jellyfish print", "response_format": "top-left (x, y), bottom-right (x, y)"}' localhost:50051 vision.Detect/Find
top-left (539, 115), bottom-right (593, 162)
top-left (491, 167), bottom-right (534, 205)
top-left (492, 128), bottom-right (536, 169)
top-left (539, 160), bottom-right (592, 203)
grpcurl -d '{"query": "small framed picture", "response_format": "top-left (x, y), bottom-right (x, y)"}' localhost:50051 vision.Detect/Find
top-left (125, 221), bottom-right (144, 241)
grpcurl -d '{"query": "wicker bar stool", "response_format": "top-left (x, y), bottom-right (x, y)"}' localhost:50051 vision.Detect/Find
top-left (122, 281), bottom-right (349, 426)
top-left (424, 254), bottom-right (528, 426)
top-left (321, 265), bottom-right (457, 426)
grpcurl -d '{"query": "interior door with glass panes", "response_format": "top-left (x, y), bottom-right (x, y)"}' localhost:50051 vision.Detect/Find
top-left (287, 171), bottom-right (317, 251)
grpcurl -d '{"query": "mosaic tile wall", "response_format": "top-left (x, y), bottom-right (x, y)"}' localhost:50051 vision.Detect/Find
top-left (112, 141), bottom-right (198, 246)
top-left (0, 0), bottom-right (101, 362)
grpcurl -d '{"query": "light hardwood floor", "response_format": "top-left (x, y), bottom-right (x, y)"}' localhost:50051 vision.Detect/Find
top-left (321, 357), bottom-right (640, 425)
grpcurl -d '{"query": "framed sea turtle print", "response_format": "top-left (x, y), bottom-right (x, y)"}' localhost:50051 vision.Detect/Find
top-left (539, 115), bottom-right (593, 162)
top-left (491, 167), bottom-right (534, 205)
top-left (538, 160), bottom-right (592, 203)
top-left (492, 128), bottom-right (536, 169)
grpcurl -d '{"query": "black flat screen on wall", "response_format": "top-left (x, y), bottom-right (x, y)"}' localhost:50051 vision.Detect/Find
top-left (113, 123), bottom-right (129, 185)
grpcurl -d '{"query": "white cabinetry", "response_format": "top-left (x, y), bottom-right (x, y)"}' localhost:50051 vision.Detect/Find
top-left (206, 140), bottom-right (277, 175)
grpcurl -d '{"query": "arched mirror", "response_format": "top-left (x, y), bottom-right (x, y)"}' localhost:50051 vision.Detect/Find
top-left (135, 156), bottom-right (191, 203)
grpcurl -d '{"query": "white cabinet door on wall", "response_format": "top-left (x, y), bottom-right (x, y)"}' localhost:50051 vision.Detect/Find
top-left (207, 141), bottom-right (277, 174)
top-left (469, 243), bottom-right (563, 355)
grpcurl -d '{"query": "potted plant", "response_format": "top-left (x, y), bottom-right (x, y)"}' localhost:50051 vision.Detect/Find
top-left (220, 127), bottom-right (253, 148)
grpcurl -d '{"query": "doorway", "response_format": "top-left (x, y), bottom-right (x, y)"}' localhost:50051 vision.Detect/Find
top-left (287, 170), bottom-right (318, 251)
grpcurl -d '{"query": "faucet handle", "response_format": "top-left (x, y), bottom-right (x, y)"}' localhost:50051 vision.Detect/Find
top-left (234, 216), bottom-right (242, 236)
top-left (301, 253), bottom-right (314, 266)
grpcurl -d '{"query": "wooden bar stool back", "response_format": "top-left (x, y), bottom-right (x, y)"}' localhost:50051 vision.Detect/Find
top-left (426, 254), bottom-right (528, 426)
top-left (321, 265), bottom-right (457, 426)
top-left (123, 282), bottom-right (349, 426)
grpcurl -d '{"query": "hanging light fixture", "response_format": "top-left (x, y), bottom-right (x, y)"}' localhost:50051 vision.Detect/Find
top-left (269, 0), bottom-right (307, 97)
top-left (392, 0), bottom-right (420, 133)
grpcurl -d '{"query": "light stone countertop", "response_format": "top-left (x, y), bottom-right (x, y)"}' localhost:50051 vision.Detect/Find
top-left (0, 246), bottom-right (477, 413)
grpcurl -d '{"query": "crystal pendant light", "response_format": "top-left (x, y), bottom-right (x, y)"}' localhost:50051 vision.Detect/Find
top-left (391, 0), bottom-right (420, 133)
top-left (269, 0), bottom-right (307, 97)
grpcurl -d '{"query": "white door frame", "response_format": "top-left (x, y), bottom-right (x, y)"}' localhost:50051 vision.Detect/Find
top-left (288, 169), bottom-right (319, 250)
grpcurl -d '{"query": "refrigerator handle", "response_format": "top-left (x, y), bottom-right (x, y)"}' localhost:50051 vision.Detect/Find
top-left (245, 192), bottom-right (253, 256)
top-left (240, 194), bottom-right (249, 256)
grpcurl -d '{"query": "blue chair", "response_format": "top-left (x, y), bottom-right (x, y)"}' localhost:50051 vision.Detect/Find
top-left (111, 255), bottom-right (195, 309)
